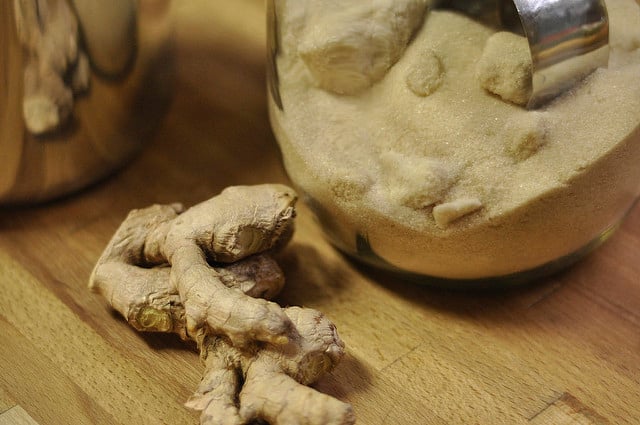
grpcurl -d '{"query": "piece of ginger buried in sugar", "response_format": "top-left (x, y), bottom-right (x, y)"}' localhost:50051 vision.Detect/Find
top-left (89, 184), bottom-right (355, 425)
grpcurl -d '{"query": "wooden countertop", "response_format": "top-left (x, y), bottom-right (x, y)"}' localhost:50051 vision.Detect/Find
top-left (1, 1), bottom-right (639, 424)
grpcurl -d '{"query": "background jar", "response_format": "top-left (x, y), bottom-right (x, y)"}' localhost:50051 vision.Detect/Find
top-left (0, 0), bottom-right (173, 204)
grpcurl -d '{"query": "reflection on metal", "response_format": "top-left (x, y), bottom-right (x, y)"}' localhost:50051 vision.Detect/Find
top-left (69, 0), bottom-right (137, 78)
top-left (266, 0), bottom-right (283, 111)
top-left (439, 0), bottom-right (500, 23)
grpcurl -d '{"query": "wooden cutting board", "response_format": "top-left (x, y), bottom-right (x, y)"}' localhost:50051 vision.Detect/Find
top-left (1, 1), bottom-right (639, 424)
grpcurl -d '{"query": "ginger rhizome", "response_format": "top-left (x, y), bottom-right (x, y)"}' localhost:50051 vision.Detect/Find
top-left (14, 0), bottom-right (90, 134)
top-left (89, 184), bottom-right (355, 425)
top-left (188, 306), bottom-right (353, 425)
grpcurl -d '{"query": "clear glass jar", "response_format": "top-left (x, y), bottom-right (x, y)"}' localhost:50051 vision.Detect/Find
top-left (267, 0), bottom-right (640, 285)
top-left (0, 0), bottom-right (173, 204)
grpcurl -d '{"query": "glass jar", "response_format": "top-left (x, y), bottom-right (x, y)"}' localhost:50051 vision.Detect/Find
top-left (267, 0), bottom-right (640, 285)
top-left (0, 0), bottom-right (173, 204)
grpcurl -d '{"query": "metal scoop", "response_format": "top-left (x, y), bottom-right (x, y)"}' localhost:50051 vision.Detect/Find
top-left (444, 0), bottom-right (610, 108)
top-left (500, 0), bottom-right (610, 108)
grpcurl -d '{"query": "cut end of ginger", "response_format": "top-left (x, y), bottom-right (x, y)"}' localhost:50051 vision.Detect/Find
top-left (433, 198), bottom-right (483, 228)
top-left (23, 94), bottom-right (64, 135)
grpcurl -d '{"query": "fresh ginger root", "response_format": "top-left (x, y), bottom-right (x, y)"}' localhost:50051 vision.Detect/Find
top-left (188, 307), bottom-right (354, 425)
top-left (90, 184), bottom-right (355, 425)
top-left (90, 184), bottom-right (297, 346)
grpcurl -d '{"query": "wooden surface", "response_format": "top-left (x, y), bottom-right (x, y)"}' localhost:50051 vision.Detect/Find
top-left (1, 1), bottom-right (640, 424)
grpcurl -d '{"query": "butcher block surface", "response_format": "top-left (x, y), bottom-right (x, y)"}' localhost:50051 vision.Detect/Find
top-left (1, 2), bottom-right (639, 424)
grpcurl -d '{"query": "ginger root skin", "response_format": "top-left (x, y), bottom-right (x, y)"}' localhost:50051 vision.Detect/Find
top-left (189, 308), bottom-right (354, 425)
top-left (90, 185), bottom-right (297, 346)
top-left (90, 184), bottom-right (355, 425)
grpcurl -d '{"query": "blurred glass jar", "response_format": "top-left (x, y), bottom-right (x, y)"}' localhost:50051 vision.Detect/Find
top-left (267, 0), bottom-right (640, 285)
top-left (0, 0), bottom-right (173, 204)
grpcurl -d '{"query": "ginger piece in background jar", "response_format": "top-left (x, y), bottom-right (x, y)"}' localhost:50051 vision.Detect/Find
top-left (296, 0), bottom-right (432, 94)
top-left (476, 31), bottom-right (533, 106)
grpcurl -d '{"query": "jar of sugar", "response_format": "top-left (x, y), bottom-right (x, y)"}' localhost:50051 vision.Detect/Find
top-left (267, 0), bottom-right (640, 285)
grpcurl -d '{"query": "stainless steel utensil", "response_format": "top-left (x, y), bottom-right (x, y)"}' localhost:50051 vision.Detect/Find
top-left (500, 0), bottom-right (609, 108)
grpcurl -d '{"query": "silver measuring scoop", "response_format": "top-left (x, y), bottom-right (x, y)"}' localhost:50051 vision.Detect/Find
top-left (500, 0), bottom-right (610, 108)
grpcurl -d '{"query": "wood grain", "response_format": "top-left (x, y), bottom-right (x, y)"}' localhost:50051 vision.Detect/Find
top-left (1, 1), bottom-right (639, 424)
top-left (0, 406), bottom-right (41, 425)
